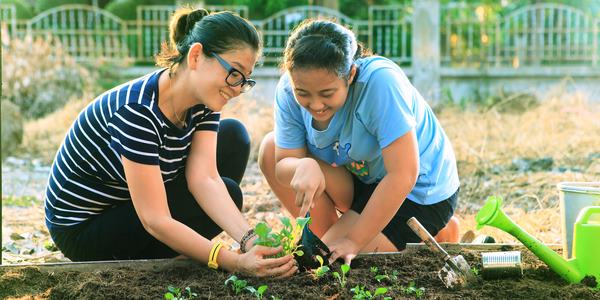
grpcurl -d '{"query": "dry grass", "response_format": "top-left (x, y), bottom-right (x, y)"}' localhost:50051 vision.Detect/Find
top-left (20, 97), bottom-right (91, 163)
top-left (441, 91), bottom-right (600, 173)
top-left (221, 95), bottom-right (274, 162)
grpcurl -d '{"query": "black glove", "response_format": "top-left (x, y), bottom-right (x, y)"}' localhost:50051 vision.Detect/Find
top-left (294, 213), bottom-right (332, 271)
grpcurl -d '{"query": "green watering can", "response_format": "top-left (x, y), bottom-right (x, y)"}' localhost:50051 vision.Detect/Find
top-left (475, 196), bottom-right (600, 287)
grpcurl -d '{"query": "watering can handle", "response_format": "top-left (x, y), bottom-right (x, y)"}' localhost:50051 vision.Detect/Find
top-left (407, 217), bottom-right (450, 258)
top-left (576, 206), bottom-right (600, 224)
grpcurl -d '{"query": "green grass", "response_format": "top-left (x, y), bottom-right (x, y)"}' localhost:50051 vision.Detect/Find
top-left (2, 195), bottom-right (41, 207)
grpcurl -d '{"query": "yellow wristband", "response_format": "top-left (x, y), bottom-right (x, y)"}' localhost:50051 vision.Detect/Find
top-left (208, 242), bottom-right (223, 270)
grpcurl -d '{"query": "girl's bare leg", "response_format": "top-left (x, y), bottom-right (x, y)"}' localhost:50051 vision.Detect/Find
top-left (259, 132), bottom-right (358, 236)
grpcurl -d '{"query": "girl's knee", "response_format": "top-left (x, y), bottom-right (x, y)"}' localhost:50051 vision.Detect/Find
top-left (258, 131), bottom-right (275, 173)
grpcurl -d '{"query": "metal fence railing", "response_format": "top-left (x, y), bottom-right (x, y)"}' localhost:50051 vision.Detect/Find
top-left (441, 2), bottom-right (599, 67)
top-left (1, 3), bottom-right (598, 68)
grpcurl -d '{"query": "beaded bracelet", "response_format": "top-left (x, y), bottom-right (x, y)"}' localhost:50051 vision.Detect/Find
top-left (239, 228), bottom-right (256, 253)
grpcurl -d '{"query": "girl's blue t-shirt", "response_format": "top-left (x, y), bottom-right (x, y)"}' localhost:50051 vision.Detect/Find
top-left (274, 56), bottom-right (459, 205)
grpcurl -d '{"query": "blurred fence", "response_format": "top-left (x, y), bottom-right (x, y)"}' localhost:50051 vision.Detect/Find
top-left (2, 2), bottom-right (597, 67)
top-left (2, 1), bottom-right (599, 102)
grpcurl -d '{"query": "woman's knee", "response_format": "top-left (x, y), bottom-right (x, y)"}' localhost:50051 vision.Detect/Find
top-left (258, 131), bottom-right (275, 176)
top-left (222, 177), bottom-right (243, 210)
top-left (217, 119), bottom-right (250, 183)
top-left (218, 118), bottom-right (250, 151)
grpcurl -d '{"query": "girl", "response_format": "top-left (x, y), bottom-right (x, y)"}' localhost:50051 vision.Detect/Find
top-left (45, 8), bottom-right (296, 278)
top-left (259, 19), bottom-right (460, 265)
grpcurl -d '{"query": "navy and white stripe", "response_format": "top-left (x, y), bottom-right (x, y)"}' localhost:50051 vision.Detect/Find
top-left (45, 69), bottom-right (220, 228)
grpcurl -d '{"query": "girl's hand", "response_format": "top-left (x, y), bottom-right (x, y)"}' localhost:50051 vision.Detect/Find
top-left (290, 158), bottom-right (326, 217)
top-left (327, 237), bottom-right (360, 266)
top-left (236, 246), bottom-right (298, 278)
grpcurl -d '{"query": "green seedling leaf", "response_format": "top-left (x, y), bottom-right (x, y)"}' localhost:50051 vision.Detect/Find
top-left (341, 264), bottom-right (350, 275)
top-left (370, 266), bottom-right (378, 274)
top-left (225, 275), bottom-right (249, 295)
top-left (256, 285), bottom-right (268, 300)
top-left (374, 287), bottom-right (388, 297)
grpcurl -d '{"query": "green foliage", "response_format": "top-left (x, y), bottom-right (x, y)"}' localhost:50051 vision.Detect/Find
top-left (398, 282), bottom-right (425, 298)
top-left (225, 275), bottom-right (249, 295)
top-left (351, 285), bottom-right (390, 300)
top-left (225, 276), bottom-right (271, 299)
top-left (35, 0), bottom-right (92, 14)
top-left (2, 0), bottom-right (35, 19)
top-left (339, 0), bottom-right (405, 20)
top-left (244, 285), bottom-right (268, 300)
top-left (164, 286), bottom-right (197, 300)
top-left (105, 0), bottom-right (174, 20)
top-left (1, 35), bottom-right (97, 119)
top-left (312, 255), bottom-right (330, 278)
top-left (372, 269), bottom-right (399, 283)
top-left (253, 216), bottom-right (310, 257)
top-left (0, 101), bottom-right (23, 159)
top-left (471, 267), bottom-right (480, 276)
top-left (1, 195), bottom-right (39, 207)
top-left (215, 0), bottom-right (307, 19)
top-left (332, 264), bottom-right (350, 288)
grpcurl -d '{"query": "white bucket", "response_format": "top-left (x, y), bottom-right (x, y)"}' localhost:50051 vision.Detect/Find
top-left (558, 181), bottom-right (600, 258)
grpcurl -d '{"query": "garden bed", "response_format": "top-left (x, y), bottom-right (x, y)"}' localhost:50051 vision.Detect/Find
top-left (1, 244), bottom-right (598, 299)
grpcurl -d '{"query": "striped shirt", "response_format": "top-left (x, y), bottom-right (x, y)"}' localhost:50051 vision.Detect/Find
top-left (45, 69), bottom-right (220, 228)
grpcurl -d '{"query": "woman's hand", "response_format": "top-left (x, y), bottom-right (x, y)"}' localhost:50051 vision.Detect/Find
top-left (290, 158), bottom-right (326, 217)
top-left (236, 246), bottom-right (298, 278)
top-left (327, 237), bottom-right (360, 266)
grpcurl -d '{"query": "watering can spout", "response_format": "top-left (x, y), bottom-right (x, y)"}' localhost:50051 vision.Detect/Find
top-left (475, 196), bottom-right (584, 284)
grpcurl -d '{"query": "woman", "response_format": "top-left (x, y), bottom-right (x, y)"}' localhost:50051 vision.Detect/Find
top-left (45, 8), bottom-right (296, 278)
top-left (259, 19), bottom-right (460, 265)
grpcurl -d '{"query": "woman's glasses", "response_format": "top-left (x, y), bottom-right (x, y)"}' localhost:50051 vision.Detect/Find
top-left (212, 53), bottom-right (256, 93)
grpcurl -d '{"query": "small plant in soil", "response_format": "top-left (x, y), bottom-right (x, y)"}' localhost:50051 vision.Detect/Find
top-left (253, 216), bottom-right (311, 257)
top-left (311, 255), bottom-right (331, 279)
top-left (350, 285), bottom-right (390, 300)
top-left (164, 286), bottom-right (197, 300)
top-left (373, 269), bottom-right (399, 283)
top-left (398, 282), bottom-right (425, 298)
top-left (370, 266), bottom-right (378, 274)
top-left (333, 264), bottom-right (351, 288)
top-left (471, 267), bottom-right (480, 276)
top-left (245, 285), bottom-right (268, 300)
top-left (225, 275), bottom-right (249, 295)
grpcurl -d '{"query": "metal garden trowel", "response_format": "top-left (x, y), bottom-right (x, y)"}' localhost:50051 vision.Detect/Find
top-left (407, 217), bottom-right (475, 289)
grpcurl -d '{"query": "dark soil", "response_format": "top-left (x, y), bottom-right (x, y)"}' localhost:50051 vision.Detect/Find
top-left (1, 247), bottom-right (598, 299)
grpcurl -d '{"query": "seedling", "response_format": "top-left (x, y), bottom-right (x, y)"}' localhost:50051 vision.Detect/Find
top-left (245, 285), bottom-right (268, 300)
top-left (374, 274), bottom-right (389, 283)
top-left (399, 282), bottom-right (425, 298)
top-left (372, 269), bottom-right (399, 283)
top-left (225, 275), bottom-right (249, 295)
top-left (253, 216), bottom-right (310, 257)
top-left (350, 285), bottom-right (390, 300)
top-left (332, 264), bottom-right (351, 288)
top-left (312, 255), bottom-right (331, 278)
top-left (370, 266), bottom-right (378, 274)
top-left (164, 286), bottom-right (197, 300)
top-left (471, 267), bottom-right (480, 276)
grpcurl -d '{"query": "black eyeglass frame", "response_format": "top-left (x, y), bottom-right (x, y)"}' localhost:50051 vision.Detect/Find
top-left (211, 52), bottom-right (256, 93)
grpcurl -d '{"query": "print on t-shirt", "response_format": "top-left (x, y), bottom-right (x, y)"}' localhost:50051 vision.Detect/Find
top-left (307, 140), bottom-right (369, 177)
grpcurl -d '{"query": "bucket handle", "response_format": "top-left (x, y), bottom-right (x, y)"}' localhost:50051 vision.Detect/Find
top-left (576, 206), bottom-right (600, 224)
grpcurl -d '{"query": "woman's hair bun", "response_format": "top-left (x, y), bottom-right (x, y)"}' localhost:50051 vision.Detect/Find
top-left (172, 8), bottom-right (209, 46)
